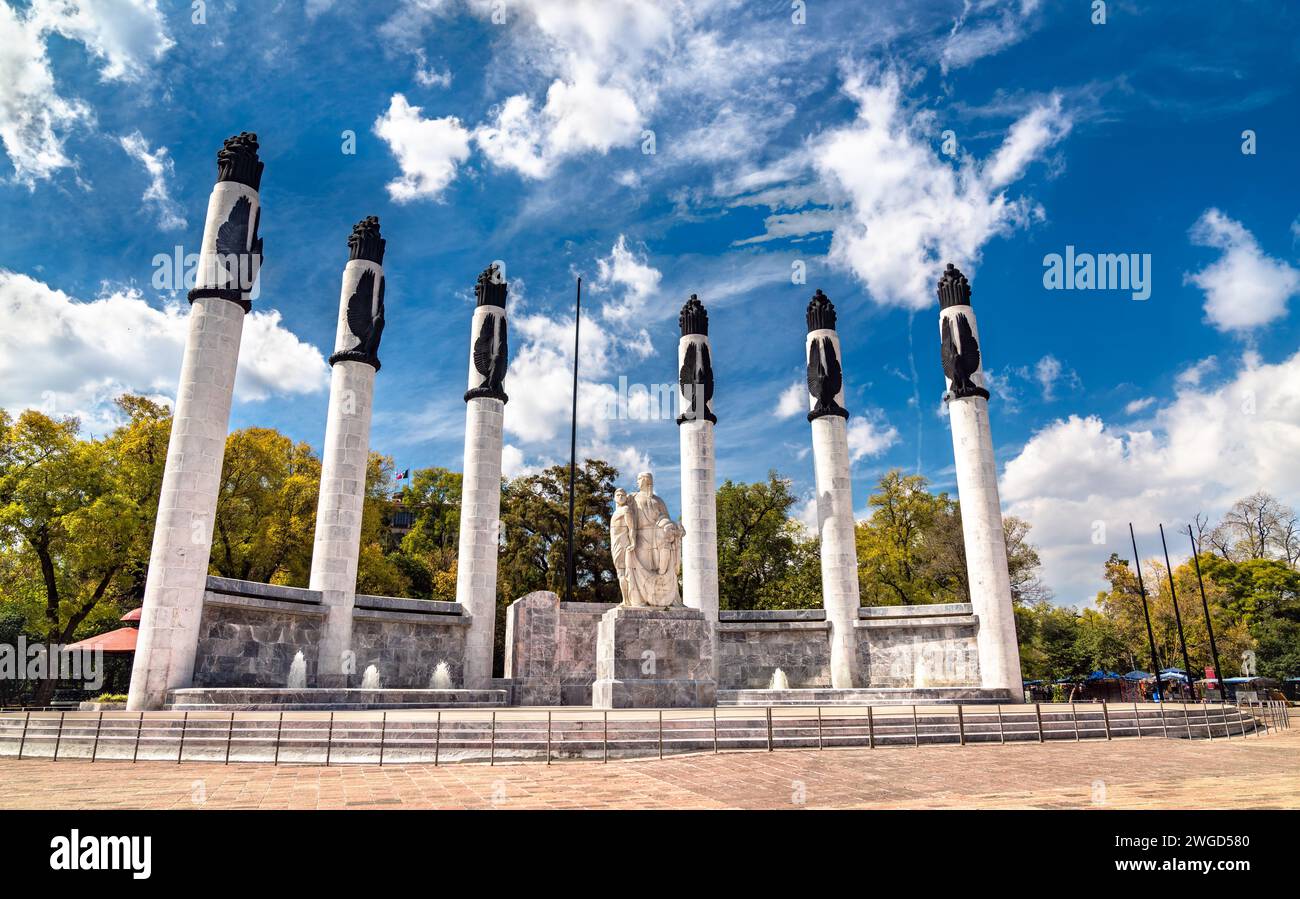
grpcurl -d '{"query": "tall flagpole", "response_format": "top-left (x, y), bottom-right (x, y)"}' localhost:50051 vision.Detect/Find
top-left (1188, 525), bottom-right (1223, 693)
top-left (1159, 523), bottom-right (1194, 690)
top-left (566, 277), bottom-right (581, 604)
top-left (1129, 524), bottom-right (1165, 702)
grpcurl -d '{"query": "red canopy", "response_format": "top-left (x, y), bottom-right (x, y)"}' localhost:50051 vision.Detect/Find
top-left (64, 626), bottom-right (138, 653)
top-left (120, 607), bottom-right (142, 622)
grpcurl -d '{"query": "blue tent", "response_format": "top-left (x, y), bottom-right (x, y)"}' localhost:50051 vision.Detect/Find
top-left (1022, 679), bottom-right (1044, 686)
top-left (1159, 668), bottom-right (1190, 682)
top-left (1122, 670), bottom-right (1152, 681)
top-left (1086, 670), bottom-right (1122, 681)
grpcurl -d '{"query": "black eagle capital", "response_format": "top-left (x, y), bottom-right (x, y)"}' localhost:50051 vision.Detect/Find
top-left (677, 341), bottom-right (717, 424)
top-left (940, 311), bottom-right (989, 400)
top-left (215, 195), bottom-right (263, 291)
top-left (465, 313), bottom-right (508, 402)
top-left (344, 269), bottom-right (386, 364)
top-left (807, 337), bottom-right (848, 421)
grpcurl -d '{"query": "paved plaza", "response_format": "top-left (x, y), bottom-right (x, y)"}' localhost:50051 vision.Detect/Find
top-left (1, 723), bottom-right (1295, 810)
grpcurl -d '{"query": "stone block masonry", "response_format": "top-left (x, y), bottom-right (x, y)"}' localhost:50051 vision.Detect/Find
top-left (128, 133), bottom-right (264, 711)
top-left (311, 218), bottom-right (387, 688)
top-left (591, 607), bottom-right (717, 708)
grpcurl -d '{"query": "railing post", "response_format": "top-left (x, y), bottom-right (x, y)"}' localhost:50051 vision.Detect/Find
top-left (602, 710), bottom-right (608, 763)
top-left (1182, 702), bottom-right (1193, 739)
top-left (765, 707), bottom-right (772, 752)
top-left (52, 712), bottom-right (66, 762)
top-left (132, 712), bottom-right (144, 763)
top-left (546, 710), bottom-right (552, 766)
top-left (17, 710), bottom-right (30, 759)
top-left (1035, 703), bottom-right (1044, 743)
top-left (1203, 701), bottom-right (1214, 741)
top-left (1134, 702), bottom-right (1142, 738)
top-left (378, 712), bottom-right (387, 766)
top-left (1070, 702), bottom-right (1079, 741)
top-left (1157, 700), bottom-right (1168, 738)
top-left (996, 705), bottom-right (1005, 744)
top-left (658, 710), bottom-right (665, 759)
top-left (224, 712), bottom-right (235, 765)
top-left (273, 712), bottom-right (284, 766)
top-left (816, 706), bottom-right (823, 750)
top-left (490, 711), bottom-right (497, 765)
top-left (1101, 701), bottom-right (1111, 740)
top-left (434, 711), bottom-right (442, 766)
top-left (712, 706), bottom-right (718, 754)
top-left (867, 706), bottom-right (875, 749)
top-left (176, 711), bottom-right (189, 764)
top-left (912, 704), bottom-right (920, 747)
top-left (956, 705), bottom-right (965, 746)
top-left (90, 711), bottom-right (104, 762)
top-left (325, 712), bottom-right (334, 766)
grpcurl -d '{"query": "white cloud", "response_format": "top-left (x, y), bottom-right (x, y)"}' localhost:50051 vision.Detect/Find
top-left (940, 0), bottom-right (1042, 74)
top-left (475, 70), bottom-right (642, 179)
top-left (847, 410), bottom-right (900, 462)
top-left (374, 94), bottom-right (472, 203)
top-left (0, 0), bottom-right (173, 185)
top-left (1001, 348), bottom-right (1300, 603)
top-left (0, 271), bottom-right (327, 432)
top-left (1123, 396), bottom-right (1156, 416)
top-left (118, 130), bottom-right (184, 230)
top-left (1177, 355), bottom-right (1218, 387)
top-left (1185, 209), bottom-right (1300, 333)
top-left (594, 234), bottom-right (662, 324)
top-left (775, 381), bottom-right (805, 419)
top-left (1032, 353), bottom-right (1079, 401)
top-left (809, 68), bottom-right (1070, 309)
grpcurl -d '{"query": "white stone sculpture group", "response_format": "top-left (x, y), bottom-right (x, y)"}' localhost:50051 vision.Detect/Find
top-left (610, 472), bottom-right (686, 608)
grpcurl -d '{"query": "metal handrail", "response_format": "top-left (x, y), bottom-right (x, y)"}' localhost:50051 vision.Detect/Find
top-left (0, 701), bottom-right (1281, 766)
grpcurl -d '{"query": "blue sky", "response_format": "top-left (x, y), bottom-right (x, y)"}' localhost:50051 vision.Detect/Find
top-left (2, 0), bottom-right (1299, 605)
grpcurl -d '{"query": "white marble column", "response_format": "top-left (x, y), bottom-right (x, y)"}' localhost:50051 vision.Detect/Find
top-left (457, 265), bottom-right (509, 689)
top-left (805, 290), bottom-right (860, 689)
top-left (310, 217), bottom-right (386, 687)
top-left (676, 295), bottom-right (719, 677)
top-left (937, 263), bottom-right (1023, 700)
top-left (128, 133), bottom-right (264, 710)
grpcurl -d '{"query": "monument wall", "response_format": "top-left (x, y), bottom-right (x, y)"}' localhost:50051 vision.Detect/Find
top-left (855, 604), bottom-right (981, 688)
top-left (718, 610), bottom-right (833, 689)
top-left (192, 576), bottom-right (468, 689)
top-left (504, 595), bottom-right (980, 698)
top-left (503, 591), bottom-right (617, 705)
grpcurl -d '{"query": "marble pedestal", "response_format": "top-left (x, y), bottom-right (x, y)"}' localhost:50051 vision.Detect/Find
top-left (591, 606), bottom-right (716, 708)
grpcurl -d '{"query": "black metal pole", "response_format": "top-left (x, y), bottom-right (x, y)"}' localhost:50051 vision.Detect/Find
top-left (1159, 524), bottom-right (1194, 695)
top-left (565, 277), bottom-right (582, 604)
top-left (1129, 524), bottom-right (1166, 702)
top-left (1188, 525), bottom-right (1223, 695)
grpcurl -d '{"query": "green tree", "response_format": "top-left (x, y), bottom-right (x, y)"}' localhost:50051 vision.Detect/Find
top-left (0, 399), bottom-right (167, 703)
top-left (715, 472), bottom-right (817, 610)
top-left (212, 427), bottom-right (321, 585)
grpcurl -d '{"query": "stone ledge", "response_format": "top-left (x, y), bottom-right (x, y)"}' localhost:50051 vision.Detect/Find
top-left (858, 602), bottom-right (973, 619)
top-left (352, 608), bottom-right (471, 626)
top-left (201, 592), bottom-right (328, 617)
top-left (719, 609), bottom-right (826, 621)
top-left (603, 606), bottom-right (705, 621)
top-left (205, 575), bottom-right (323, 605)
top-left (354, 594), bottom-right (462, 616)
top-left (718, 620), bottom-right (829, 632)
top-left (854, 615), bottom-right (978, 630)
top-left (559, 601), bottom-right (619, 614)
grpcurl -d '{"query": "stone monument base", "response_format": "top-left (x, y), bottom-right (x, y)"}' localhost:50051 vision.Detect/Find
top-left (591, 606), bottom-right (716, 708)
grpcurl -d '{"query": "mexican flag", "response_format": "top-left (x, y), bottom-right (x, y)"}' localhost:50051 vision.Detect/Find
top-left (395, 468), bottom-right (410, 482)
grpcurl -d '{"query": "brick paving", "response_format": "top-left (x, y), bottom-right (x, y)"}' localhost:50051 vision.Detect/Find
top-left (0, 727), bottom-right (1295, 810)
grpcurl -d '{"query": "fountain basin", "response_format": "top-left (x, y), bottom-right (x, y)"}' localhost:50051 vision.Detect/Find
top-left (164, 687), bottom-right (508, 711)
